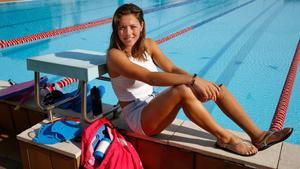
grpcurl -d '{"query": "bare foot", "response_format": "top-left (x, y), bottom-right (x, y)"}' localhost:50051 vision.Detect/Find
top-left (216, 134), bottom-right (258, 156)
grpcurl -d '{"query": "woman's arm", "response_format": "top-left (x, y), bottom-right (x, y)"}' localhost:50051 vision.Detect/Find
top-left (108, 40), bottom-right (220, 101)
top-left (107, 48), bottom-right (194, 86)
top-left (146, 38), bottom-right (220, 101)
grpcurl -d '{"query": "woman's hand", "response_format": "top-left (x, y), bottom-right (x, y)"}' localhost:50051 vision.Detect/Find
top-left (191, 77), bottom-right (220, 102)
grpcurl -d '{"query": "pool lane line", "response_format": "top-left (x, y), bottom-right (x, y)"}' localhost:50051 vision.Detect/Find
top-left (0, 0), bottom-right (201, 49)
top-left (144, 0), bottom-right (201, 13)
top-left (156, 0), bottom-right (255, 44)
top-left (0, 0), bottom-right (141, 28)
top-left (149, 0), bottom-right (233, 37)
top-left (269, 40), bottom-right (300, 131)
top-left (197, 0), bottom-right (279, 77)
top-left (0, 0), bottom-right (96, 14)
top-left (200, 0), bottom-right (281, 113)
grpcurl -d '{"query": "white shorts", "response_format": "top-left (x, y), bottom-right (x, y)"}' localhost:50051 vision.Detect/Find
top-left (121, 94), bottom-right (156, 135)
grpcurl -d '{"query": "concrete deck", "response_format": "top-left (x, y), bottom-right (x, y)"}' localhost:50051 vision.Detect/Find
top-left (115, 117), bottom-right (300, 169)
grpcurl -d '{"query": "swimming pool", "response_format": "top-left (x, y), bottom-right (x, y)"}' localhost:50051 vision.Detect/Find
top-left (0, 0), bottom-right (299, 144)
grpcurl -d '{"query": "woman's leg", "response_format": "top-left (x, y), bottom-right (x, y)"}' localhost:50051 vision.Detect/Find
top-left (215, 85), bottom-right (293, 148)
top-left (215, 85), bottom-right (264, 141)
top-left (141, 85), bottom-right (257, 155)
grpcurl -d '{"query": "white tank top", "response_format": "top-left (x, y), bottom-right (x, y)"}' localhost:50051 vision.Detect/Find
top-left (110, 52), bottom-right (158, 101)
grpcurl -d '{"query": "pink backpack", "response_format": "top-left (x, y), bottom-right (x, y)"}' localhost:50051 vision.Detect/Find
top-left (80, 117), bottom-right (143, 169)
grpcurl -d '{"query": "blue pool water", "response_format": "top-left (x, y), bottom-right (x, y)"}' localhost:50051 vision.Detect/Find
top-left (0, 0), bottom-right (299, 144)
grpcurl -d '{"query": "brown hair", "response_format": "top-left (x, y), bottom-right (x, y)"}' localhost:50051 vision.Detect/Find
top-left (108, 3), bottom-right (146, 60)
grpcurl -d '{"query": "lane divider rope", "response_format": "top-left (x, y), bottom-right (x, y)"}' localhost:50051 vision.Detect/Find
top-left (269, 40), bottom-right (300, 131)
top-left (0, 0), bottom-right (201, 49)
top-left (0, 18), bottom-right (112, 48)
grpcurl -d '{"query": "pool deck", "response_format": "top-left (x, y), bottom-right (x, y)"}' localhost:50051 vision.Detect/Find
top-left (115, 118), bottom-right (300, 169)
top-left (1, 97), bottom-right (300, 169)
